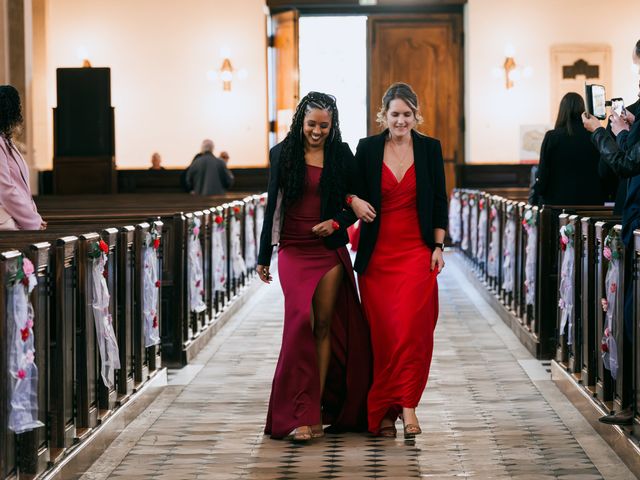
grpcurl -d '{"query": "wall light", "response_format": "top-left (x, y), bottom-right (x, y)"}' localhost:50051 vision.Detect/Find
top-left (493, 45), bottom-right (533, 90)
top-left (220, 58), bottom-right (233, 91)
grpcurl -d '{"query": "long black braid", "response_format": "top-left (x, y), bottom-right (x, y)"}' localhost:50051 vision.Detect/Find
top-left (278, 92), bottom-right (346, 212)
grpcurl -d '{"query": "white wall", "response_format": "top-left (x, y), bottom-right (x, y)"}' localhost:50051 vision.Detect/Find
top-left (465, 0), bottom-right (639, 163)
top-left (43, 0), bottom-right (268, 169)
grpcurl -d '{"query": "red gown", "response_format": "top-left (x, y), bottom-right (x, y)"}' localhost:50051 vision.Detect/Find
top-left (358, 163), bottom-right (439, 434)
top-left (265, 165), bottom-right (371, 439)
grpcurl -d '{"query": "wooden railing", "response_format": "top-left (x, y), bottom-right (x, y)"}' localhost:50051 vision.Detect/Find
top-left (0, 192), bottom-right (266, 479)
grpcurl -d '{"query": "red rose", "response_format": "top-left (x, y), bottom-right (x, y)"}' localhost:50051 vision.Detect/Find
top-left (103, 269), bottom-right (108, 279)
top-left (152, 315), bottom-right (158, 328)
top-left (21, 277), bottom-right (29, 287)
top-left (21, 328), bottom-right (29, 341)
top-left (153, 238), bottom-right (160, 250)
top-left (99, 240), bottom-right (109, 253)
top-left (155, 280), bottom-right (161, 288)
top-left (233, 206), bottom-right (241, 214)
top-left (601, 342), bottom-right (609, 353)
top-left (17, 369), bottom-right (26, 380)
top-left (215, 216), bottom-right (223, 224)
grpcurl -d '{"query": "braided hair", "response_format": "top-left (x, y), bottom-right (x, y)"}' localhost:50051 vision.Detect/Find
top-left (278, 92), bottom-right (345, 211)
top-left (0, 85), bottom-right (23, 139)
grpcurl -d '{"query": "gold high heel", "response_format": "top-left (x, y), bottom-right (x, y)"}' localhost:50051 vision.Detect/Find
top-left (285, 426), bottom-right (312, 442)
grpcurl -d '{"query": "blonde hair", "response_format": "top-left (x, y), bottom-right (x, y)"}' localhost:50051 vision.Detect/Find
top-left (376, 82), bottom-right (423, 129)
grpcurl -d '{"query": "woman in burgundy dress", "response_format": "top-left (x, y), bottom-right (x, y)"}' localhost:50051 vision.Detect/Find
top-left (257, 92), bottom-right (371, 442)
top-left (348, 83), bottom-right (447, 438)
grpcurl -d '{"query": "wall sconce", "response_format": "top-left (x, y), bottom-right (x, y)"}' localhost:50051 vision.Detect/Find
top-left (220, 58), bottom-right (233, 91)
top-left (492, 45), bottom-right (533, 90)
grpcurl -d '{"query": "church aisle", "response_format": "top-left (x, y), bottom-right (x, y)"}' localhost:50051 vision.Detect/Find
top-left (79, 254), bottom-right (633, 480)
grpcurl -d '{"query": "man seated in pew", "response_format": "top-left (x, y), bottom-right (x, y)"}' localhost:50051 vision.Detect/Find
top-left (583, 39), bottom-right (640, 425)
top-left (149, 152), bottom-right (165, 170)
top-left (529, 92), bottom-right (606, 206)
top-left (0, 85), bottom-right (46, 231)
top-left (185, 139), bottom-right (234, 195)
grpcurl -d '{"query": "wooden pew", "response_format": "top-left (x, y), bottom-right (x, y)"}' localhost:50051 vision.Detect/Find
top-left (634, 229), bottom-right (640, 438)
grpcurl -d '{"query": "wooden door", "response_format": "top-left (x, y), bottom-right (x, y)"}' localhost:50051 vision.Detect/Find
top-left (268, 10), bottom-right (300, 147)
top-left (368, 14), bottom-right (463, 193)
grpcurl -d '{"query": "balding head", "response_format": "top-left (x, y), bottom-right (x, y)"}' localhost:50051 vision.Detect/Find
top-left (201, 139), bottom-right (214, 153)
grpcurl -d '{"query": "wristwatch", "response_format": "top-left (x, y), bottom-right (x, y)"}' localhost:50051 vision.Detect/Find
top-left (433, 242), bottom-right (445, 251)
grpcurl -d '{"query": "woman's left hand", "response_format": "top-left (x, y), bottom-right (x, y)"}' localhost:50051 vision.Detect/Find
top-left (431, 247), bottom-right (445, 273)
top-left (312, 220), bottom-right (336, 237)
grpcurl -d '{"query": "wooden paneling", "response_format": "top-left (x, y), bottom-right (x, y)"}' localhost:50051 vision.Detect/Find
top-left (368, 14), bottom-right (463, 191)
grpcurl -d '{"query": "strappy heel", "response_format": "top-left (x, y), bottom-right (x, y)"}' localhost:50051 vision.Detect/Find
top-left (285, 426), bottom-right (312, 442)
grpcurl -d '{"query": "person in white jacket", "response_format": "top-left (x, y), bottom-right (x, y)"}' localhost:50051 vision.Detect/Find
top-left (0, 85), bottom-right (44, 231)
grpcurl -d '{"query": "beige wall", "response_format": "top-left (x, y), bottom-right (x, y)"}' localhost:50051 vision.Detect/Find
top-left (465, 0), bottom-right (639, 163)
top-left (42, 0), bottom-right (268, 169)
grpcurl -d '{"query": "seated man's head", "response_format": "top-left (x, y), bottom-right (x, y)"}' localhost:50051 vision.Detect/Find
top-left (201, 139), bottom-right (214, 154)
top-left (220, 151), bottom-right (229, 163)
top-left (151, 152), bottom-right (162, 169)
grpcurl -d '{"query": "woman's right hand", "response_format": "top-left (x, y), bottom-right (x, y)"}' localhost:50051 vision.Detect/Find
top-left (256, 264), bottom-right (272, 284)
top-left (351, 196), bottom-right (377, 223)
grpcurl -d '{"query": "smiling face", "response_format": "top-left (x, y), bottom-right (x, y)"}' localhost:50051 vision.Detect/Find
top-left (302, 107), bottom-right (332, 149)
top-left (385, 98), bottom-right (416, 139)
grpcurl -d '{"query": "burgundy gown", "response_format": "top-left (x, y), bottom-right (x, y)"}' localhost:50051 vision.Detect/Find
top-left (264, 164), bottom-right (371, 439)
top-left (358, 163), bottom-right (439, 434)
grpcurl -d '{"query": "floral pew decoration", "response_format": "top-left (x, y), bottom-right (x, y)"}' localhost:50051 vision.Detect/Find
top-left (230, 205), bottom-right (247, 281)
top-left (501, 203), bottom-right (516, 293)
top-left (448, 190), bottom-right (462, 245)
top-left (89, 239), bottom-right (121, 388)
top-left (244, 202), bottom-right (257, 272)
top-left (558, 223), bottom-right (575, 344)
top-left (188, 217), bottom-right (207, 314)
top-left (7, 255), bottom-right (44, 433)
top-left (461, 194), bottom-right (470, 251)
top-left (212, 212), bottom-right (227, 293)
top-left (522, 209), bottom-right (537, 307)
top-left (600, 229), bottom-right (622, 379)
top-left (469, 193), bottom-right (478, 259)
top-left (477, 197), bottom-right (487, 266)
top-left (487, 203), bottom-right (500, 279)
top-left (143, 226), bottom-right (161, 347)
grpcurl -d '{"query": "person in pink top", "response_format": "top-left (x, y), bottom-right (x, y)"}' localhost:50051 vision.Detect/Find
top-left (0, 85), bottom-right (45, 231)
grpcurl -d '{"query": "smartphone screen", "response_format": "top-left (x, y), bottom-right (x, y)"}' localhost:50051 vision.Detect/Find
top-left (611, 98), bottom-right (625, 116)
top-left (592, 85), bottom-right (606, 119)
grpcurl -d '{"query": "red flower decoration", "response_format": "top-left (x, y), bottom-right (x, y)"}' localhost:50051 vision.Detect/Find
top-left (153, 238), bottom-right (161, 250)
top-left (560, 243), bottom-right (566, 252)
top-left (155, 280), bottom-right (161, 288)
top-left (200, 289), bottom-right (205, 296)
top-left (196, 280), bottom-right (201, 287)
top-left (601, 342), bottom-right (609, 353)
top-left (233, 206), bottom-right (241, 214)
top-left (17, 369), bottom-right (26, 380)
top-left (21, 277), bottom-right (29, 287)
top-left (103, 269), bottom-right (108, 279)
top-left (21, 328), bottom-right (29, 341)
top-left (152, 315), bottom-right (158, 328)
top-left (215, 216), bottom-right (223, 224)
top-left (99, 240), bottom-right (109, 253)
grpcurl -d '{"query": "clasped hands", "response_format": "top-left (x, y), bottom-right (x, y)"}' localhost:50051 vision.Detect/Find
top-left (582, 109), bottom-right (635, 136)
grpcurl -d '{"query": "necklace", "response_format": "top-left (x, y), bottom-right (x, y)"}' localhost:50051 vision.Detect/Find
top-left (388, 137), bottom-right (412, 170)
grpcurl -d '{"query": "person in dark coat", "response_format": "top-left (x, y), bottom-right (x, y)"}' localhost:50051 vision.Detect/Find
top-left (529, 92), bottom-right (606, 206)
top-left (185, 139), bottom-right (234, 195)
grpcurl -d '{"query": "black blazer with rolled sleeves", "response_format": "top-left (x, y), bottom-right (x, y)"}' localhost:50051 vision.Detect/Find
top-left (352, 129), bottom-right (448, 274)
top-left (257, 141), bottom-right (358, 267)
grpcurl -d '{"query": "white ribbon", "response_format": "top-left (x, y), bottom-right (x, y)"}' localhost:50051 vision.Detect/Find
top-left (461, 200), bottom-right (470, 251)
top-left (502, 216), bottom-right (516, 292)
top-left (8, 258), bottom-right (43, 433)
top-left (487, 207), bottom-right (500, 278)
top-left (470, 199), bottom-right (478, 259)
top-left (244, 205), bottom-right (256, 270)
top-left (142, 233), bottom-right (161, 347)
top-left (188, 218), bottom-right (206, 313)
top-left (256, 200), bottom-right (265, 245)
top-left (558, 225), bottom-right (575, 344)
top-left (91, 250), bottom-right (121, 388)
top-left (230, 214), bottom-right (246, 279)
top-left (524, 221), bottom-right (537, 306)
top-left (477, 205), bottom-right (487, 263)
top-left (448, 192), bottom-right (462, 243)
top-left (212, 222), bottom-right (227, 292)
top-left (602, 260), bottom-right (619, 378)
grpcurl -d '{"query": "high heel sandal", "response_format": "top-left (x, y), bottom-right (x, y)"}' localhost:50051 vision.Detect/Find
top-left (400, 413), bottom-right (422, 439)
top-left (285, 426), bottom-right (312, 442)
top-left (311, 424), bottom-right (325, 439)
top-left (379, 425), bottom-right (397, 438)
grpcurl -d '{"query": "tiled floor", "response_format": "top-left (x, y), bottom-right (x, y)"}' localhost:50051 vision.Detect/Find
top-left (80, 254), bottom-right (635, 480)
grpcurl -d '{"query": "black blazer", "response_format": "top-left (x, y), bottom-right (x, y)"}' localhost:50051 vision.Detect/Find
top-left (529, 121), bottom-right (606, 206)
top-left (257, 141), bottom-right (357, 266)
top-left (352, 129), bottom-right (448, 274)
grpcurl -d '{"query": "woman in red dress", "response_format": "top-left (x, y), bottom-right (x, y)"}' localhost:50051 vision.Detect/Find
top-left (257, 92), bottom-right (371, 442)
top-left (348, 83), bottom-right (447, 438)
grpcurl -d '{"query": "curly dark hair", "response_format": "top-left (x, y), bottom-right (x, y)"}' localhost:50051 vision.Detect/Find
top-left (0, 85), bottom-right (23, 139)
top-left (278, 91), bottom-right (346, 210)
